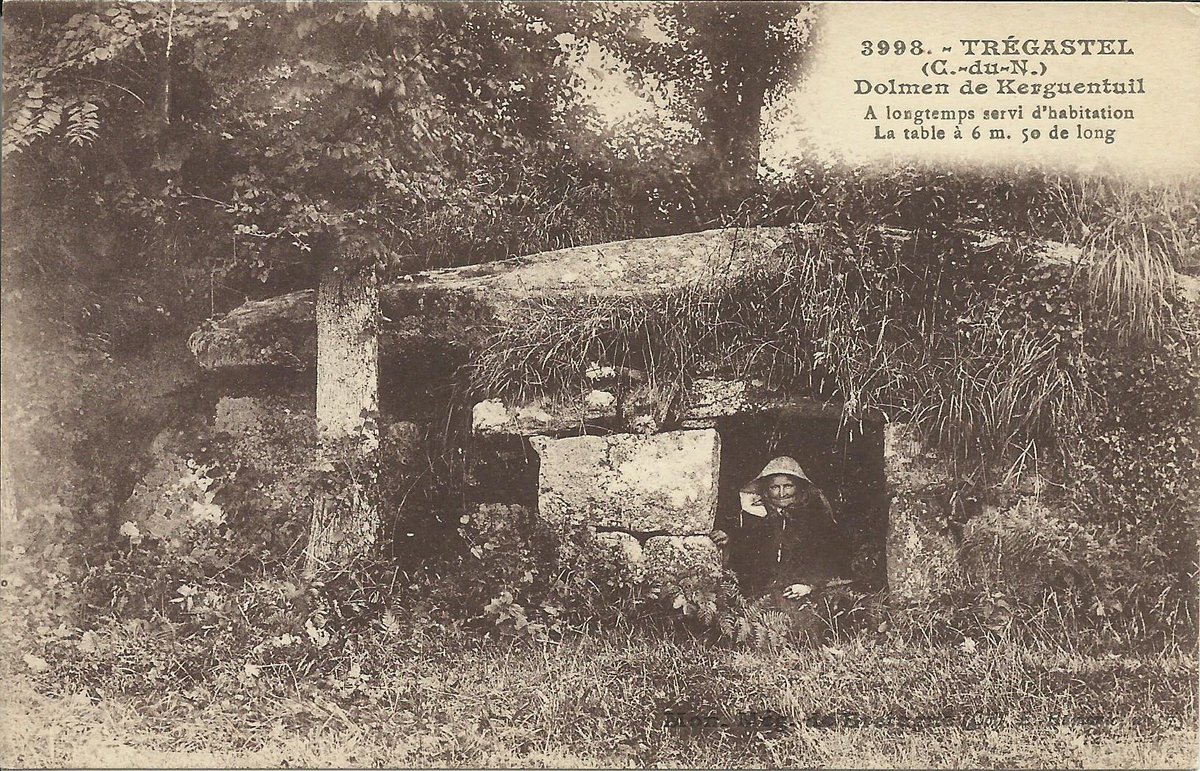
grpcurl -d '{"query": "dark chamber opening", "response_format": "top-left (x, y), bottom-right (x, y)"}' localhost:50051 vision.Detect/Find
top-left (716, 408), bottom-right (888, 589)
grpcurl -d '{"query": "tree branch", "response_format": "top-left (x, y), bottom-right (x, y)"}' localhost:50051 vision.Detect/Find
top-left (71, 76), bottom-right (147, 106)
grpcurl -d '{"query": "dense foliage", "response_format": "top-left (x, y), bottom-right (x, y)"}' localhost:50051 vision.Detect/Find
top-left (4, 2), bottom-right (632, 299)
top-left (578, 1), bottom-right (818, 218)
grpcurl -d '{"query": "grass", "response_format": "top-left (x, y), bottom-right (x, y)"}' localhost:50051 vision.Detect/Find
top-left (464, 207), bottom-right (1200, 500)
top-left (1085, 231), bottom-right (1181, 348)
top-left (468, 224), bottom-right (1099, 474)
top-left (904, 324), bottom-right (1088, 475)
top-left (3, 628), bottom-right (1196, 768)
top-left (1052, 175), bottom-right (1197, 346)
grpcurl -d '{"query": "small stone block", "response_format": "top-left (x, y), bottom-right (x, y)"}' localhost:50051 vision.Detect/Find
top-left (533, 429), bottom-right (720, 532)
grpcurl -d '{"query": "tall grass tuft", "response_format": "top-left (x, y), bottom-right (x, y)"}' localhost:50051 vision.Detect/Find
top-left (1085, 232), bottom-right (1178, 347)
top-left (1051, 176), bottom-right (1196, 346)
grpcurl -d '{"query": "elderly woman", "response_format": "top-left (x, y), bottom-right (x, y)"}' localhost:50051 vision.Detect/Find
top-left (712, 456), bottom-right (852, 601)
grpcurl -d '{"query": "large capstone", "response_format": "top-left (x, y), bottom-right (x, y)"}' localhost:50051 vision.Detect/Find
top-left (190, 227), bottom-right (789, 372)
top-left (530, 429), bottom-right (720, 533)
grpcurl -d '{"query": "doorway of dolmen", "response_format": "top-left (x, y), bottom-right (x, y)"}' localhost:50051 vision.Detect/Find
top-left (715, 409), bottom-right (888, 589)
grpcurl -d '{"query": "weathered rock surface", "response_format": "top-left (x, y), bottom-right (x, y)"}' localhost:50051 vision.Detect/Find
top-left (1177, 272), bottom-right (1200, 305)
top-left (472, 399), bottom-right (515, 433)
top-left (592, 533), bottom-right (723, 591)
top-left (211, 395), bottom-right (316, 447)
top-left (886, 498), bottom-right (958, 602)
top-left (593, 531), bottom-right (644, 574)
top-left (883, 422), bottom-right (958, 601)
top-left (190, 291), bottom-right (318, 370)
top-left (471, 383), bottom-right (876, 439)
top-left (190, 227), bottom-right (787, 370)
top-left (471, 394), bottom-right (619, 437)
top-left (214, 396), bottom-right (274, 437)
top-left (884, 422), bottom-right (953, 493)
top-left (683, 378), bottom-right (752, 421)
top-left (531, 429), bottom-right (720, 532)
top-left (592, 532), bottom-right (724, 594)
top-left (680, 378), bottom-right (883, 427)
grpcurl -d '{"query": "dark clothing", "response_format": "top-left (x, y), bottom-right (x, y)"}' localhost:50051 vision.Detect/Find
top-left (718, 491), bottom-right (852, 599)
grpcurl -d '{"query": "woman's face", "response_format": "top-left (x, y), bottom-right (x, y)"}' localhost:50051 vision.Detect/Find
top-left (762, 474), bottom-right (799, 511)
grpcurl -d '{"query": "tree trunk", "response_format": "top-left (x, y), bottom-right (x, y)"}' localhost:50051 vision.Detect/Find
top-left (727, 77), bottom-right (766, 202)
top-left (306, 262), bottom-right (381, 575)
top-left (703, 76), bottom-right (766, 217)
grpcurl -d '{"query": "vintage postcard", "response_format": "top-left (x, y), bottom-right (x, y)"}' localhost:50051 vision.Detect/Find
top-left (2, 2), bottom-right (1196, 767)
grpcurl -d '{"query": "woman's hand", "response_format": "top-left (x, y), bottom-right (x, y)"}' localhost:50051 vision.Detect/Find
top-left (782, 583), bottom-right (813, 600)
top-left (709, 529), bottom-right (729, 548)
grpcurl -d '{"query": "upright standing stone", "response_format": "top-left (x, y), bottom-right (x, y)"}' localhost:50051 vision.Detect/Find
top-left (884, 423), bottom-right (958, 601)
top-left (307, 262), bottom-right (381, 575)
top-left (315, 264), bottom-right (379, 440)
top-left (531, 429), bottom-right (720, 533)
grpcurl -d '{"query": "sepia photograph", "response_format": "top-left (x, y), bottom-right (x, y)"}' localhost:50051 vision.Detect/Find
top-left (1, 1), bottom-right (1197, 767)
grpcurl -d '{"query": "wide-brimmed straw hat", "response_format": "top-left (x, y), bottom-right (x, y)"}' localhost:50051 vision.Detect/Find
top-left (738, 456), bottom-right (812, 517)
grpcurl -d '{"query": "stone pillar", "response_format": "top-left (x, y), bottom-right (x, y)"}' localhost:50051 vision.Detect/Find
top-left (307, 263), bottom-right (381, 575)
top-left (884, 423), bottom-right (959, 601)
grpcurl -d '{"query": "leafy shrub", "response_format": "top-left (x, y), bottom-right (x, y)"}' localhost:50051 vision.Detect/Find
top-left (112, 397), bottom-right (318, 579)
top-left (0, 497), bottom-right (84, 659)
top-left (446, 503), bottom-right (650, 638)
top-left (0, 311), bottom-right (206, 659)
top-left (958, 502), bottom-right (1110, 601)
